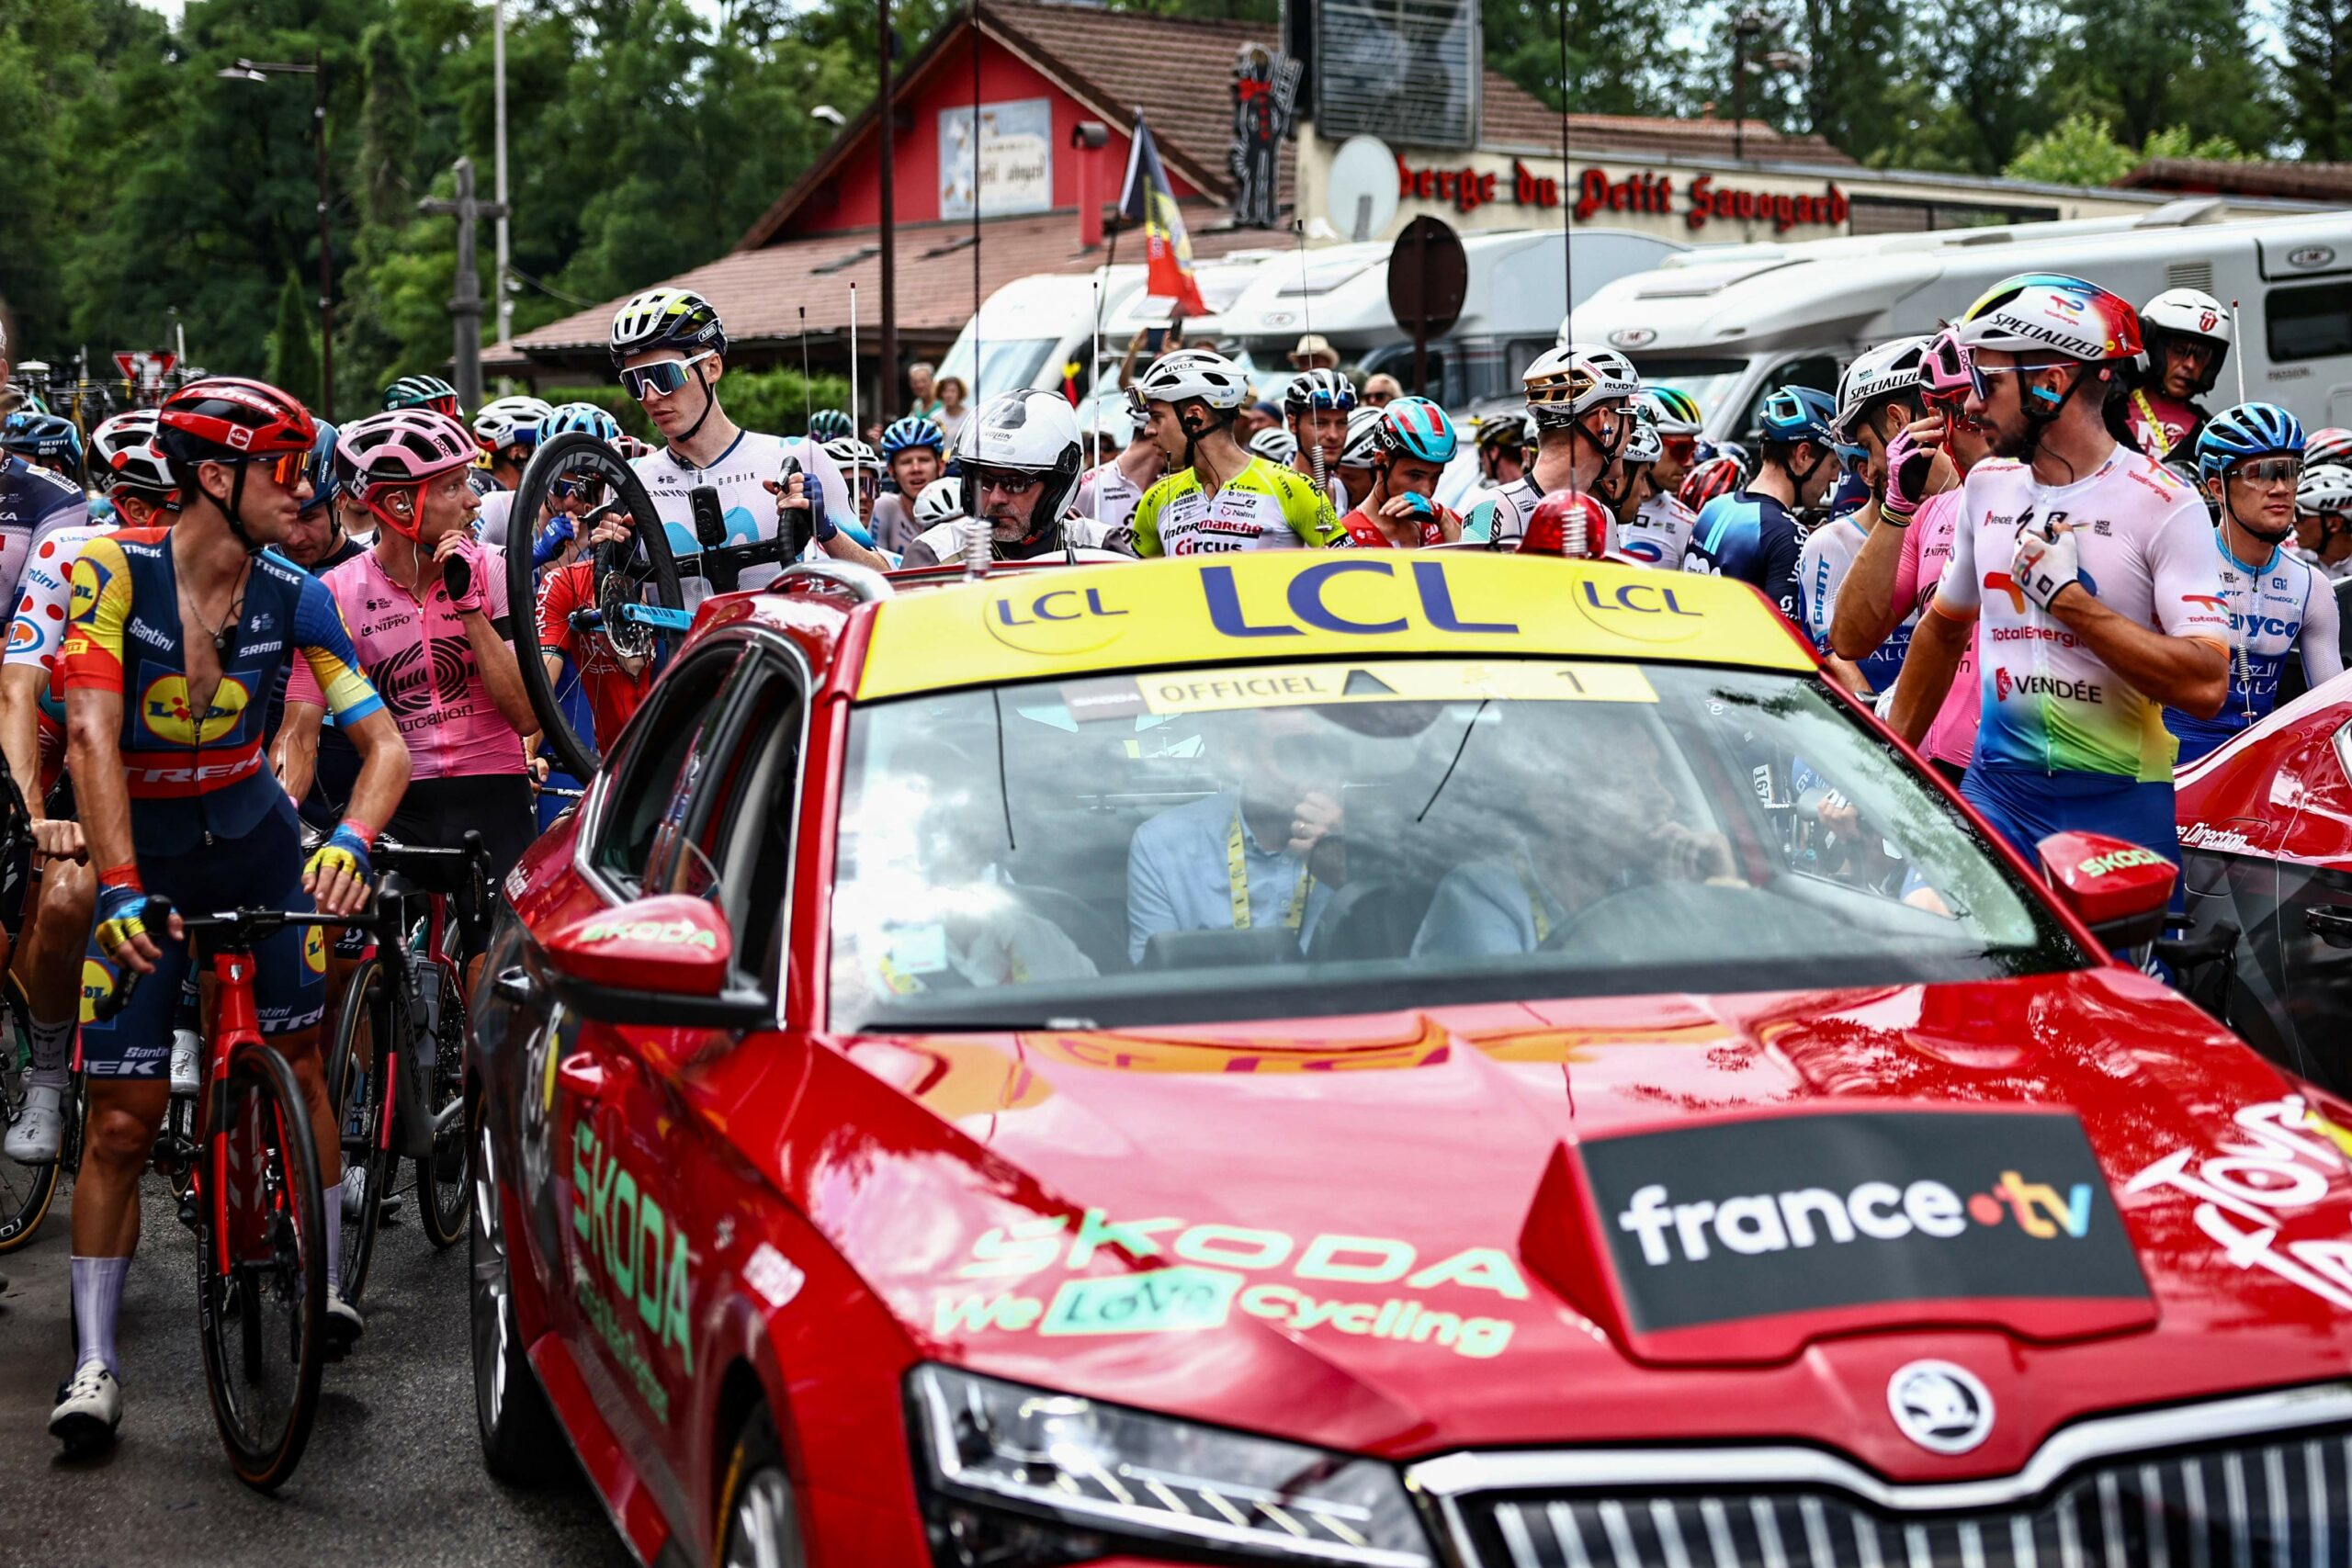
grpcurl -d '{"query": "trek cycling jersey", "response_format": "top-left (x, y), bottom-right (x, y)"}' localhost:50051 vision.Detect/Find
top-left (288, 544), bottom-right (525, 780)
top-left (1934, 450), bottom-right (2229, 783)
top-left (1, 456), bottom-right (91, 606)
top-left (60, 530), bottom-right (383, 855)
top-left (2164, 538), bottom-right (2344, 764)
top-left (1131, 457), bottom-right (1351, 556)
top-left (1618, 491), bottom-right (1695, 570)
top-left (1799, 513), bottom-right (1912, 693)
top-left (630, 430), bottom-right (864, 598)
top-left (1685, 488), bottom-right (1803, 625)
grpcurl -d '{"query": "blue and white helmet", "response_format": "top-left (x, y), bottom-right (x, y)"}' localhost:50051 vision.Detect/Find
top-left (880, 415), bottom-right (944, 459)
top-left (544, 401), bottom-right (623, 445)
top-left (2196, 401), bottom-right (2303, 487)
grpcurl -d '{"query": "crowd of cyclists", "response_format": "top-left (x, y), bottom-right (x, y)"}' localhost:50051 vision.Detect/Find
top-left (3, 262), bottom-right (2351, 1461)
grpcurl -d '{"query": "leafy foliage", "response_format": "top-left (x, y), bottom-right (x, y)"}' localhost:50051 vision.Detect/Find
top-left (2003, 113), bottom-right (2254, 187)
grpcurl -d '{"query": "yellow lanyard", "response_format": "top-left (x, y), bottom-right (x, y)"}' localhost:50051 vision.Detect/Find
top-left (2132, 389), bottom-right (2174, 457)
top-left (1227, 806), bottom-right (1314, 934)
top-left (1510, 854), bottom-right (1553, 946)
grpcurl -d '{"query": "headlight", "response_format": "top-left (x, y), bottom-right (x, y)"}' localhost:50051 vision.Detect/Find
top-left (907, 1363), bottom-right (1434, 1566)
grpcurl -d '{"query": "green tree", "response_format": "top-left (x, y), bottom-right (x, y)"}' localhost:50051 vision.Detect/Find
top-left (2280, 0), bottom-right (2352, 160)
top-left (266, 270), bottom-right (322, 404)
top-left (2004, 111), bottom-right (2252, 185)
top-left (2047, 0), bottom-right (2278, 152)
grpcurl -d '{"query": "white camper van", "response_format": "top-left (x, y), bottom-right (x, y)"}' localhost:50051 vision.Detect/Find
top-left (1566, 203), bottom-right (2352, 443)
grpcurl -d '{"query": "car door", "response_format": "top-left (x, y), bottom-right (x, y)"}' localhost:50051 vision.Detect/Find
top-left (550, 642), bottom-right (750, 1497)
top-left (2263, 717), bottom-right (2352, 1093)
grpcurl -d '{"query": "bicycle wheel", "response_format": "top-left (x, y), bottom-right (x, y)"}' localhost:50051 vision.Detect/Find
top-left (506, 431), bottom-right (682, 782)
top-left (0, 974), bottom-right (62, 1253)
top-left (325, 956), bottom-right (396, 1304)
top-left (197, 1041), bottom-right (327, 1492)
top-left (415, 964), bottom-right (470, 1248)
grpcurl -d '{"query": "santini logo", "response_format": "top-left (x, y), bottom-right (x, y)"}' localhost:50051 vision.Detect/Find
top-left (1616, 1170), bottom-right (2094, 1266)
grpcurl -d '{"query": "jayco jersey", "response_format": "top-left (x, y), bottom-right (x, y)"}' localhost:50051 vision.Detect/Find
top-left (2165, 539), bottom-right (2344, 763)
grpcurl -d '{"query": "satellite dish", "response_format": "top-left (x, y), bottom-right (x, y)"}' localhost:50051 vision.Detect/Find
top-left (1325, 135), bottom-right (1399, 244)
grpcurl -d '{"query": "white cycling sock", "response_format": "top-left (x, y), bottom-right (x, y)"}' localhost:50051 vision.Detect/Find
top-left (27, 1014), bottom-right (72, 1076)
top-left (324, 1183), bottom-right (342, 1295)
top-left (71, 1255), bottom-right (130, 1377)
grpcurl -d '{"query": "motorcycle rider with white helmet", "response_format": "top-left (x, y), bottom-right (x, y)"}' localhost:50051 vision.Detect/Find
top-left (899, 389), bottom-right (1135, 566)
top-left (2125, 286), bottom-right (2231, 460)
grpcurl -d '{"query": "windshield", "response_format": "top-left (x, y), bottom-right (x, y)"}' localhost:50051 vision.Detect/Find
top-left (934, 333), bottom-right (1058, 401)
top-left (827, 660), bottom-right (2081, 1032)
top-left (1627, 355), bottom-right (1753, 425)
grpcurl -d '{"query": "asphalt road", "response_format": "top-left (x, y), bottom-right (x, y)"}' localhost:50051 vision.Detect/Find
top-left (0, 1169), bottom-right (635, 1568)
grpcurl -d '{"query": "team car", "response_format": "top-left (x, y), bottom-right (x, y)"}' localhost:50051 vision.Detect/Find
top-left (470, 547), bottom-right (2352, 1568)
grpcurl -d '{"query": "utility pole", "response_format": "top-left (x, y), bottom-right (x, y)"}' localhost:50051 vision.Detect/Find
top-left (217, 55), bottom-right (334, 411)
top-left (420, 158), bottom-right (509, 409)
top-left (877, 0), bottom-right (898, 423)
top-left (494, 0), bottom-right (513, 350)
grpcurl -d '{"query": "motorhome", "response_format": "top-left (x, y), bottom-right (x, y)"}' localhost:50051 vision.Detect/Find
top-left (1566, 204), bottom-right (2352, 443)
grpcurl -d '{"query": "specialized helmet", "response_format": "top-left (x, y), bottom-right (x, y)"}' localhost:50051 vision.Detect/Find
top-left (1374, 396), bottom-right (1458, 464)
top-left (808, 409), bottom-right (855, 443)
top-left (1525, 343), bottom-right (1637, 432)
top-left (544, 401), bottom-right (624, 444)
top-left (880, 415), bottom-right (945, 459)
top-left (2196, 401), bottom-right (2305, 487)
top-left (2137, 288), bottom-right (2232, 395)
top-left (2305, 427), bottom-right (2352, 468)
top-left (607, 286), bottom-right (727, 367)
top-left (1133, 349), bottom-right (1252, 413)
top-left (1283, 368), bottom-right (1358, 415)
top-left (953, 389), bottom-right (1084, 531)
top-left (1338, 406), bottom-right (1386, 469)
top-left (300, 417), bottom-right (340, 514)
top-left (87, 410), bottom-right (178, 502)
top-left (1679, 455), bottom-right (1745, 511)
top-left (823, 436), bottom-right (885, 477)
top-left (1, 412), bottom-right (84, 475)
top-left (1249, 427), bottom-right (1299, 465)
top-left (1617, 406), bottom-right (1663, 468)
top-left (382, 373), bottom-right (461, 417)
top-left (1517, 491), bottom-right (1612, 559)
top-left (1641, 386), bottom-right (1704, 435)
top-left (912, 476), bottom-right (965, 528)
top-left (1756, 385), bottom-right (1838, 449)
top-left (334, 409), bottom-right (479, 535)
top-left (156, 376), bottom-right (318, 475)
top-left (471, 394), bottom-right (555, 456)
top-left (1954, 272), bottom-right (2142, 363)
top-left (1834, 335), bottom-right (1931, 437)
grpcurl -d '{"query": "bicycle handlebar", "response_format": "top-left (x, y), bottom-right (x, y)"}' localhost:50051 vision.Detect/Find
top-left (90, 899), bottom-right (386, 1023)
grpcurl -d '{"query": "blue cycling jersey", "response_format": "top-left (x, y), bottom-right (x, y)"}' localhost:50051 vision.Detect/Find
top-left (1684, 488), bottom-right (1802, 625)
top-left (2165, 535), bottom-right (2345, 764)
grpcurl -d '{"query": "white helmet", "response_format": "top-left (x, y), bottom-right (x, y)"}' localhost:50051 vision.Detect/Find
top-left (1526, 344), bottom-right (1637, 432)
top-left (955, 389), bottom-right (1084, 533)
top-left (1834, 335), bottom-right (1931, 438)
top-left (1250, 427), bottom-right (1299, 465)
top-left (1619, 405), bottom-right (1663, 467)
top-left (472, 394), bottom-right (556, 455)
top-left (1338, 406), bottom-right (1385, 468)
top-left (1133, 349), bottom-right (1252, 414)
top-left (2300, 462), bottom-right (2352, 518)
top-left (822, 437), bottom-right (884, 475)
top-left (1953, 273), bottom-right (2141, 365)
top-left (2138, 287), bottom-right (2232, 394)
top-left (913, 476), bottom-right (965, 528)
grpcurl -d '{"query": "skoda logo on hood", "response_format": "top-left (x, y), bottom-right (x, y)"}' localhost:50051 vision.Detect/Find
top-left (1887, 1360), bottom-right (1994, 1455)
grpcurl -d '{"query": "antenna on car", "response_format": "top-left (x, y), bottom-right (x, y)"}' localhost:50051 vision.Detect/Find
top-left (798, 306), bottom-right (812, 437)
top-left (2230, 299), bottom-right (2246, 405)
top-left (849, 281), bottom-right (860, 457)
top-left (1293, 217), bottom-right (1327, 502)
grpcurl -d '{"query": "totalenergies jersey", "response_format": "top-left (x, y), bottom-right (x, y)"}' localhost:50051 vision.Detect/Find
top-left (1934, 448), bottom-right (2229, 783)
top-left (61, 530), bottom-right (383, 855)
top-left (2164, 536), bottom-right (2344, 763)
top-left (1618, 491), bottom-right (1695, 570)
top-left (1131, 457), bottom-right (1351, 556)
top-left (288, 543), bottom-right (525, 781)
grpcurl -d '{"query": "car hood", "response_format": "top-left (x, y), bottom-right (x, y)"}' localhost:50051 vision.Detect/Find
top-left (795, 968), bottom-right (2352, 1479)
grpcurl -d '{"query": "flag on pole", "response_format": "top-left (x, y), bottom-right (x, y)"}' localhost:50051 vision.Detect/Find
top-left (1120, 110), bottom-right (1208, 320)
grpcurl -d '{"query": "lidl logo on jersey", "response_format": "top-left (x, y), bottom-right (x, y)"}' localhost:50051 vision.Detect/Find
top-left (67, 556), bottom-right (111, 622)
top-left (140, 673), bottom-right (253, 744)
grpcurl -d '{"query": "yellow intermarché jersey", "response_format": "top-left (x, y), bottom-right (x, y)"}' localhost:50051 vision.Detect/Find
top-left (1131, 456), bottom-right (1353, 557)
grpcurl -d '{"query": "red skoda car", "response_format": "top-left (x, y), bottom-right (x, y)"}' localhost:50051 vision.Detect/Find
top-left (470, 551), bottom-right (2352, 1567)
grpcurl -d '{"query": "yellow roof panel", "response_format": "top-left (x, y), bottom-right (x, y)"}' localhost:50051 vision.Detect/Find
top-left (854, 552), bottom-right (1815, 700)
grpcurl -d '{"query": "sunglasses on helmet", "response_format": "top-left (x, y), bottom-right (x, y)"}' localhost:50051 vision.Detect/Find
top-left (620, 351), bottom-right (718, 401)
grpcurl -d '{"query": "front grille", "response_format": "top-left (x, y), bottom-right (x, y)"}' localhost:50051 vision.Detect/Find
top-left (1459, 1431), bottom-right (2352, 1567)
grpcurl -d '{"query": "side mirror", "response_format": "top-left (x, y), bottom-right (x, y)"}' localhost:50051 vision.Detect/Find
top-left (537, 894), bottom-right (771, 1029)
top-left (2037, 831), bottom-right (2176, 950)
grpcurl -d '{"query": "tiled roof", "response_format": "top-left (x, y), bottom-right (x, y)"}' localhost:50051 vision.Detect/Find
top-left (2117, 157), bottom-right (2352, 202)
top-left (1567, 112), bottom-right (1854, 168)
top-left (485, 207), bottom-right (1275, 372)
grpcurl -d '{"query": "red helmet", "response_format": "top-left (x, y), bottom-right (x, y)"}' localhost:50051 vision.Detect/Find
top-left (157, 377), bottom-right (317, 468)
top-left (1518, 490), bottom-right (1613, 558)
top-left (1678, 454), bottom-right (1743, 512)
